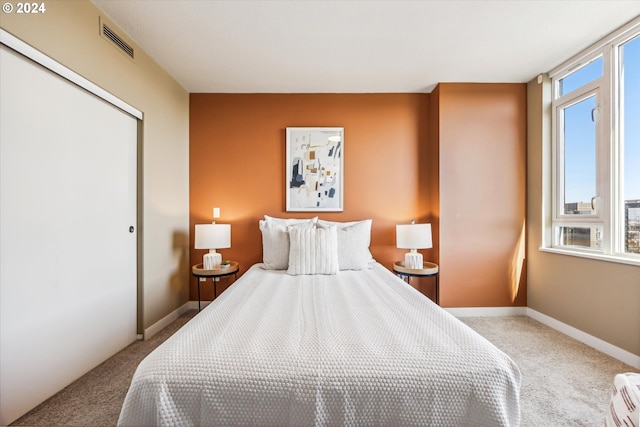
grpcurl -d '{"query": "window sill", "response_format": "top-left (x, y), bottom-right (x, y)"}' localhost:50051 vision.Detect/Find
top-left (539, 247), bottom-right (640, 267)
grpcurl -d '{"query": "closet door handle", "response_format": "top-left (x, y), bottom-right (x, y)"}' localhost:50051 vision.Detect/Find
top-left (129, 226), bottom-right (135, 233)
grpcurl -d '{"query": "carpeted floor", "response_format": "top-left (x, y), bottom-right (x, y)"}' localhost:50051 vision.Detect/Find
top-left (460, 316), bottom-right (636, 426)
top-left (10, 313), bottom-right (638, 426)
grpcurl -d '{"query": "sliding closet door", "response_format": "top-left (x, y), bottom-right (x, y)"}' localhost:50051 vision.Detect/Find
top-left (0, 44), bottom-right (138, 424)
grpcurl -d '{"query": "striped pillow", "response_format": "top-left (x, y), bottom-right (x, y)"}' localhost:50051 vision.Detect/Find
top-left (287, 225), bottom-right (339, 275)
top-left (605, 373), bottom-right (640, 427)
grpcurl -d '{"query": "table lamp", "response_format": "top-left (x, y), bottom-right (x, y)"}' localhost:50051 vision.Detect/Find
top-left (195, 223), bottom-right (231, 269)
top-left (396, 221), bottom-right (432, 269)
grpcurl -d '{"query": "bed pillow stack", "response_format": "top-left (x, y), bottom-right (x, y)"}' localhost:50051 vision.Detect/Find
top-left (259, 216), bottom-right (373, 274)
top-left (259, 215), bottom-right (317, 270)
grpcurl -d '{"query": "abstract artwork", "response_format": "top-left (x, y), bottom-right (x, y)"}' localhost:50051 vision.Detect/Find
top-left (286, 127), bottom-right (344, 212)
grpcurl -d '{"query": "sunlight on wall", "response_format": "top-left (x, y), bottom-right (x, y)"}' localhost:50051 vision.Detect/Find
top-left (509, 221), bottom-right (526, 302)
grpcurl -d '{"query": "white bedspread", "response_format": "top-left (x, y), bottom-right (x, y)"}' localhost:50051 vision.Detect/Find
top-left (119, 263), bottom-right (521, 426)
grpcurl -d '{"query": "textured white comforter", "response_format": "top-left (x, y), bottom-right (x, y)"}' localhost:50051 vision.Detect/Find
top-left (118, 263), bottom-right (521, 426)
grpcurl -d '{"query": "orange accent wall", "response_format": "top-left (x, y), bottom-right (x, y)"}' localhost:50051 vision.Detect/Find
top-left (189, 89), bottom-right (527, 307)
top-left (189, 94), bottom-right (434, 300)
top-left (431, 83), bottom-right (527, 307)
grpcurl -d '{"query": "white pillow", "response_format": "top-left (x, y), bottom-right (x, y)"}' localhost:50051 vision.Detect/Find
top-left (259, 218), bottom-right (315, 269)
top-left (317, 219), bottom-right (373, 270)
top-left (317, 219), bottom-right (368, 228)
top-left (264, 215), bottom-right (318, 225)
top-left (287, 225), bottom-right (339, 275)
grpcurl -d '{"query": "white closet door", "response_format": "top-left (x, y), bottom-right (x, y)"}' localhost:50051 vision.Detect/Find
top-left (0, 45), bottom-right (138, 424)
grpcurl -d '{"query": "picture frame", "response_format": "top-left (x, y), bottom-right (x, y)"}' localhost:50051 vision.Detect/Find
top-left (286, 127), bottom-right (344, 212)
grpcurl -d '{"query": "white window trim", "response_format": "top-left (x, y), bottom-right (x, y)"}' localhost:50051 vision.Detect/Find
top-left (540, 247), bottom-right (640, 267)
top-left (548, 17), bottom-right (640, 79)
top-left (552, 86), bottom-right (603, 221)
top-left (544, 15), bottom-right (640, 267)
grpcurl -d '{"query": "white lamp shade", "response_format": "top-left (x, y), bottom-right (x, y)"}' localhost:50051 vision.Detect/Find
top-left (396, 223), bottom-right (432, 250)
top-left (194, 223), bottom-right (231, 250)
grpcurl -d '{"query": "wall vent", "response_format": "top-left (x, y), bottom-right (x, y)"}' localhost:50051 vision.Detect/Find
top-left (101, 21), bottom-right (134, 60)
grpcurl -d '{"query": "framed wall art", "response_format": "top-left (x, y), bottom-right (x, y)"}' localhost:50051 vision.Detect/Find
top-left (286, 127), bottom-right (344, 212)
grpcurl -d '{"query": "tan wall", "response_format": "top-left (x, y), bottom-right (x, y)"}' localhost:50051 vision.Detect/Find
top-left (527, 77), bottom-right (640, 357)
top-left (434, 83), bottom-right (528, 307)
top-left (189, 93), bottom-right (440, 299)
top-left (1, 1), bottom-right (190, 330)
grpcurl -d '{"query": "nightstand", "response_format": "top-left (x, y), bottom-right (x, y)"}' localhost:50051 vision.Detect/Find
top-left (393, 261), bottom-right (439, 305)
top-left (192, 261), bottom-right (239, 311)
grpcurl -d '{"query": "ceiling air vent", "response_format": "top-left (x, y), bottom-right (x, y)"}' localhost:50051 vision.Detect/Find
top-left (101, 21), bottom-right (134, 60)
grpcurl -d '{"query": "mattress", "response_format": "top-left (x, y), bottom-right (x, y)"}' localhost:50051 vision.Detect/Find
top-left (118, 263), bottom-right (521, 426)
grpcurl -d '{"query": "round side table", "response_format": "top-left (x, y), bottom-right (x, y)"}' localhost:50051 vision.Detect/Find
top-left (192, 261), bottom-right (239, 311)
top-left (393, 261), bottom-right (439, 305)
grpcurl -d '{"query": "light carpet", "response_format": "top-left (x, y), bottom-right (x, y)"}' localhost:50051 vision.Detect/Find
top-left (10, 313), bottom-right (637, 426)
top-left (460, 316), bottom-right (637, 426)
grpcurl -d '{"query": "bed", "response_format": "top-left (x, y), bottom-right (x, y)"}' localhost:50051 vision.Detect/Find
top-left (118, 217), bottom-right (521, 426)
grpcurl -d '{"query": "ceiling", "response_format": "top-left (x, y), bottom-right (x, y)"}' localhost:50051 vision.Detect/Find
top-left (92, 0), bottom-right (640, 93)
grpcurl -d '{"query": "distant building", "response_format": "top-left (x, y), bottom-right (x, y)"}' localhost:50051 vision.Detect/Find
top-left (625, 200), bottom-right (640, 254)
top-left (564, 202), bottom-right (595, 215)
top-left (563, 202), bottom-right (599, 248)
top-left (560, 200), bottom-right (640, 253)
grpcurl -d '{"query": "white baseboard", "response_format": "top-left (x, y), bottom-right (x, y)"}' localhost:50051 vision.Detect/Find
top-left (526, 308), bottom-right (640, 370)
top-left (188, 300), bottom-right (212, 311)
top-left (144, 301), bottom-right (213, 340)
top-left (445, 306), bottom-right (527, 317)
top-left (143, 301), bottom-right (193, 340)
top-left (446, 306), bottom-right (639, 369)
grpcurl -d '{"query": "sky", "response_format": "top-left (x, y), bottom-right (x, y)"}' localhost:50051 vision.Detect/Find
top-left (562, 34), bottom-right (639, 205)
top-left (622, 36), bottom-right (640, 203)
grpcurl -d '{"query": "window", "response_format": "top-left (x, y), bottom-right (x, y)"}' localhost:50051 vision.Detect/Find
top-left (620, 35), bottom-right (640, 256)
top-left (550, 18), bottom-right (640, 264)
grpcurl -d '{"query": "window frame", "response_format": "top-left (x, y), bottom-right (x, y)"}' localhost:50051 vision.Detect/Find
top-left (545, 16), bottom-right (640, 266)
